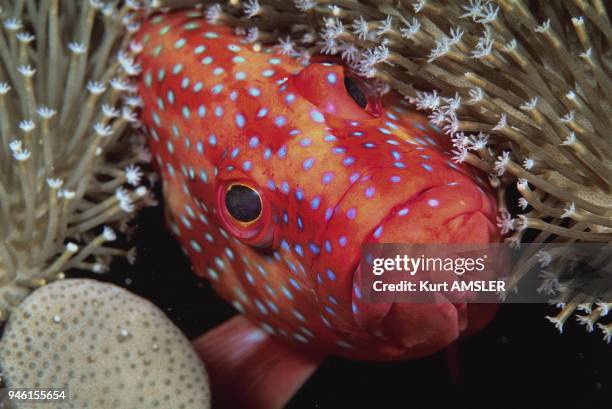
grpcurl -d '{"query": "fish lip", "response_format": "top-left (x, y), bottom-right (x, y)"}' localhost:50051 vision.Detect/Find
top-left (350, 259), bottom-right (361, 290)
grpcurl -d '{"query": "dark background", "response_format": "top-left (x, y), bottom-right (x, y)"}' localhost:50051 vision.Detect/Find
top-left (71, 201), bottom-right (611, 409)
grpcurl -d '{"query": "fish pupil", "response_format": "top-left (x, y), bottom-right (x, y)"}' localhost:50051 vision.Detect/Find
top-left (344, 76), bottom-right (368, 109)
top-left (225, 184), bottom-right (262, 222)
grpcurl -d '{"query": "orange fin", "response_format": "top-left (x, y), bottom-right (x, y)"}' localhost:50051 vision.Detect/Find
top-left (193, 315), bottom-right (324, 409)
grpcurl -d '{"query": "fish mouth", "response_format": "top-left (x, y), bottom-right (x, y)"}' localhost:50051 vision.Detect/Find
top-left (333, 257), bottom-right (469, 359)
top-left (308, 161), bottom-right (498, 356)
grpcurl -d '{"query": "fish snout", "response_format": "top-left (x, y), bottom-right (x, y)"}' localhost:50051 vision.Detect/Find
top-left (310, 150), bottom-right (499, 358)
top-left (354, 174), bottom-right (501, 353)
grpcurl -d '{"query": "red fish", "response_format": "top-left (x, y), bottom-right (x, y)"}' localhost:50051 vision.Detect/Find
top-left (136, 9), bottom-right (499, 408)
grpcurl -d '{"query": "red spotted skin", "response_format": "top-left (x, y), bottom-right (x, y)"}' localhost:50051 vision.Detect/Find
top-left (136, 10), bottom-right (500, 360)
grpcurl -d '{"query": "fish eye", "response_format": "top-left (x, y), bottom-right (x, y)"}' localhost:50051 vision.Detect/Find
top-left (217, 179), bottom-right (276, 248)
top-left (225, 184), bottom-right (262, 223)
top-left (344, 76), bottom-right (368, 109)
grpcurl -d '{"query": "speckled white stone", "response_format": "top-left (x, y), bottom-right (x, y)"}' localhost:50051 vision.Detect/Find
top-left (0, 279), bottom-right (210, 409)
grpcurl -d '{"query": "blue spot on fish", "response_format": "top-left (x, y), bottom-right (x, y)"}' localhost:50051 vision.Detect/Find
top-left (310, 110), bottom-right (325, 123)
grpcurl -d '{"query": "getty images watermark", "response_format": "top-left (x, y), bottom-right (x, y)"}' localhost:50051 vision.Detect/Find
top-left (358, 243), bottom-right (612, 304)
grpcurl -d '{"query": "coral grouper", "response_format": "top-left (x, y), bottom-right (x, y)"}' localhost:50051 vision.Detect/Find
top-left (135, 7), bottom-right (499, 377)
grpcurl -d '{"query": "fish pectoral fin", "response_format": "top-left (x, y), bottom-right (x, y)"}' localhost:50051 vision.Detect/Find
top-left (192, 315), bottom-right (325, 409)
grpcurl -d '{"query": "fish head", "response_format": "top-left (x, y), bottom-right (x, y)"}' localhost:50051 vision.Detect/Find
top-left (136, 11), bottom-right (500, 359)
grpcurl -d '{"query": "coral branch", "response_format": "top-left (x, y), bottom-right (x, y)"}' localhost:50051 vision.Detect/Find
top-left (0, 0), bottom-right (158, 322)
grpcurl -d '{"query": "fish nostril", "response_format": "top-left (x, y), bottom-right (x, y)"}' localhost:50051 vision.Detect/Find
top-left (291, 62), bottom-right (375, 120)
top-left (343, 76), bottom-right (368, 109)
